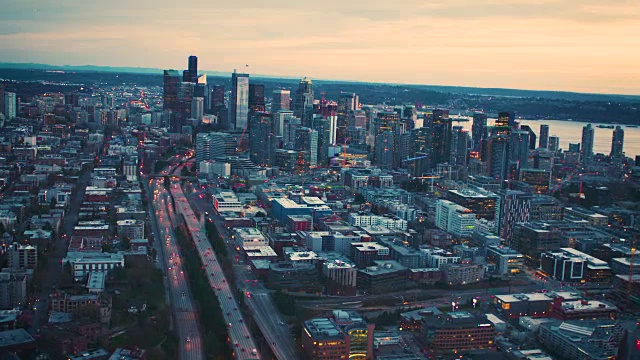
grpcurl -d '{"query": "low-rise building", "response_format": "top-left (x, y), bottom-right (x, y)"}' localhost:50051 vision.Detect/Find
top-left (494, 291), bottom-right (582, 319)
top-left (320, 252), bottom-right (357, 296)
top-left (232, 227), bottom-right (269, 248)
top-left (442, 263), bottom-right (484, 285)
top-left (64, 251), bottom-right (125, 282)
top-left (486, 245), bottom-right (524, 275)
top-left (549, 297), bottom-right (618, 321)
top-left (301, 318), bottom-right (350, 360)
top-left (540, 248), bottom-right (611, 284)
top-left (419, 311), bottom-right (495, 352)
top-left (537, 320), bottom-right (624, 360)
top-left (356, 260), bottom-right (408, 295)
top-left (212, 189), bottom-right (242, 212)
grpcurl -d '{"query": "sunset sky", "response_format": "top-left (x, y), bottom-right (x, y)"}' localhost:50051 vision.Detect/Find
top-left (2, 0), bottom-right (640, 94)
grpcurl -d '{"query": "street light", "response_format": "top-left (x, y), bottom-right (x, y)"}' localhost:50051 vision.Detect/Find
top-left (472, 298), bottom-right (478, 308)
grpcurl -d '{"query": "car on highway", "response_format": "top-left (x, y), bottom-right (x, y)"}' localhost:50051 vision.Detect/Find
top-left (186, 336), bottom-right (191, 342)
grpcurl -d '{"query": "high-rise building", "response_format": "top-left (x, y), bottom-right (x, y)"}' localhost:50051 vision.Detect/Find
top-left (311, 115), bottom-right (332, 165)
top-left (548, 135), bottom-right (560, 152)
top-left (487, 134), bottom-right (509, 181)
top-left (611, 125), bottom-right (624, 173)
top-left (539, 124), bottom-right (549, 148)
top-left (519, 125), bottom-right (537, 150)
top-left (497, 190), bottom-right (532, 243)
top-left (249, 84), bottom-right (265, 113)
top-left (339, 92), bottom-right (359, 112)
top-left (187, 55), bottom-right (198, 83)
top-left (496, 111), bottom-right (516, 128)
top-left (163, 70), bottom-right (180, 112)
top-left (374, 111), bottom-right (401, 169)
top-left (509, 130), bottom-right (530, 177)
top-left (3, 92), bottom-right (16, 120)
top-left (581, 124), bottom-right (595, 164)
top-left (293, 78), bottom-right (313, 121)
top-left (249, 112), bottom-right (275, 166)
top-left (471, 112), bottom-right (488, 152)
top-left (451, 126), bottom-right (469, 166)
top-left (428, 109), bottom-right (452, 169)
top-left (435, 199), bottom-right (476, 236)
top-left (228, 70), bottom-right (249, 130)
top-left (294, 127), bottom-right (319, 168)
top-left (191, 97), bottom-right (204, 121)
top-left (271, 89), bottom-right (291, 114)
top-left (209, 85), bottom-right (225, 123)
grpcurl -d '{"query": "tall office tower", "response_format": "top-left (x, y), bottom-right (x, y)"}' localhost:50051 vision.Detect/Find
top-left (403, 105), bottom-right (418, 128)
top-left (294, 127), bottom-right (319, 168)
top-left (408, 127), bottom-right (430, 177)
top-left (548, 136), bottom-right (560, 152)
top-left (311, 115), bottom-right (331, 165)
top-left (249, 112), bottom-right (275, 166)
top-left (228, 70), bottom-right (249, 130)
top-left (328, 114), bottom-right (338, 146)
top-left (472, 113), bottom-right (488, 152)
top-left (519, 125), bottom-right (537, 149)
top-left (172, 81), bottom-right (194, 132)
top-left (187, 55), bottom-right (198, 83)
top-left (450, 126), bottom-right (470, 166)
top-left (191, 97), bottom-right (204, 121)
top-left (487, 135), bottom-right (509, 181)
top-left (249, 84), bottom-right (265, 113)
top-left (293, 77), bottom-right (313, 120)
top-left (539, 124), bottom-right (549, 148)
top-left (611, 125), bottom-right (625, 173)
top-left (427, 109), bottom-right (452, 169)
top-left (272, 90), bottom-right (291, 113)
top-left (274, 110), bottom-right (294, 137)
top-left (374, 111), bottom-right (401, 168)
top-left (339, 92), bottom-right (358, 112)
top-left (374, 130), bottom-right (395, 170)
top-left (163, 70), bottom-right (180, 112)
top-left (581, 124), bottom-right (595, 164)
top-left (509, 130), bottom-right (530, 166)
top-left (210, 85), bottom-right (225, 117)
top-left (3, 92), bottom-right (16, 120)
top-left (0, 81), bottom-right (5, 116)
top-left (283, 116), bottom-right (302, 149)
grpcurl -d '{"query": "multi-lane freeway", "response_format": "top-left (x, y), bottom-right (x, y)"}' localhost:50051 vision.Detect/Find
top-left (184, 182), bottom-right (299, 359)
top-left (148, 172), bottom-right (203, 360)
top-left (170, 176), bottom-right (260, 359)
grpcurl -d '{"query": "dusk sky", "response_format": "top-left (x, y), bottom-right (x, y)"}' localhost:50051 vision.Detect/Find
top-left (2, 0), bottom-right (640, 94)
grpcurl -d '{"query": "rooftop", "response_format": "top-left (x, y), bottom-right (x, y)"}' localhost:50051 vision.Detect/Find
top-left (304, 318), bottom-right (345, 340)
top-left (0, 328), bottom-right (35, 348)
top-left (495, 291), bottom-right (582, 303)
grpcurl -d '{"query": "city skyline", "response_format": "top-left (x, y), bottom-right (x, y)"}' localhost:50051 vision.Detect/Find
top-left (2, 1), bottom-right (640, 95)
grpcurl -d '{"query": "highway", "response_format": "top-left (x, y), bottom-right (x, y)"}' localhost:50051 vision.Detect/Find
top-left (148, 172), bottom-right (203, 360)
top-left (170, 176), bottom-right (260, 360)
top-left (185, 182), bottom-right (299, 359)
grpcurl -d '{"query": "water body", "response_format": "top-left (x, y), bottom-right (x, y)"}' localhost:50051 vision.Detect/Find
top-left (454, 118), bottom-right (640, 158)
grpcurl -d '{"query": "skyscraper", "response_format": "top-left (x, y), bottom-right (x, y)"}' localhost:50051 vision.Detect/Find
top-left (487, 135), bottom-right (509, 181)
top-left (539, 124), bottom-right (549, 149)
top-left (249, 112), bottom-right (275, 166)
top-left (228, 71), bottom-right (249, 130)
top-left (496, 111), bottom-right (516, 128)
top-left (311, 115), bottom-right (332, 165)
top-left (191, 97), bottom-right (204, 121)
top-left (210, 85), bottom-right (225, 119)
top-left (611, 125), bottom-right (624, 173)
top-left (272, 90), bottom-right (291, 113)
top-left (187, 55), bottom-right (198, 83)
top-left (472, 113), bottom-right (488, 152)
top-left (294, 127), bottom-right (319, 168)
top-left (581, 124), bottom-right (595, 165)
top-left (3, 92), bottom-right (16, 120)
top-left (163, 70), bottom-right (180, 112)
top-left (451, 126), bottom-right (470, 166)
top-left (249, 84), bottom-right (265, 113)
top-left (548, 136), bottom-right (560, 153)
top-left (339, 92), bottom-right (359, 112)
top-left (519, 125), bottom-right (537, 150)
top-left (428, 109), bottom-right (452, 169)
top-left (374, 111), bottom-right (401, 169)
top-left (293, 78), bottom-right (313, 121)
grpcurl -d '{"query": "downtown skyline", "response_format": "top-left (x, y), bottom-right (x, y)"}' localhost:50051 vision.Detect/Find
top-left (2, 0), bottom-right (640, 95)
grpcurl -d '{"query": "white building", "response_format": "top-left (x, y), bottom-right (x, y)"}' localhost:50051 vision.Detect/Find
top-left (4, 92), bottom-right (17, 120)
top-left (7, 243), bottom-right (38, 270)
top-left (232, 228), bottom-right (268, 248)
top-left (212, 190), bottom-right (243, 212)
top-left (200, 160), bottom-right (231, 178)
top-left (435, 199), bottom-right (476, 236)
top-left (64, 252), bottom-right (125, 281)
top-left (348, 212), bottom-right (408, 230)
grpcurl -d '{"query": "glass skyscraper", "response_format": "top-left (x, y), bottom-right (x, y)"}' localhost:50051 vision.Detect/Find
top-left (229, 71), bottom-right (249, 130)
